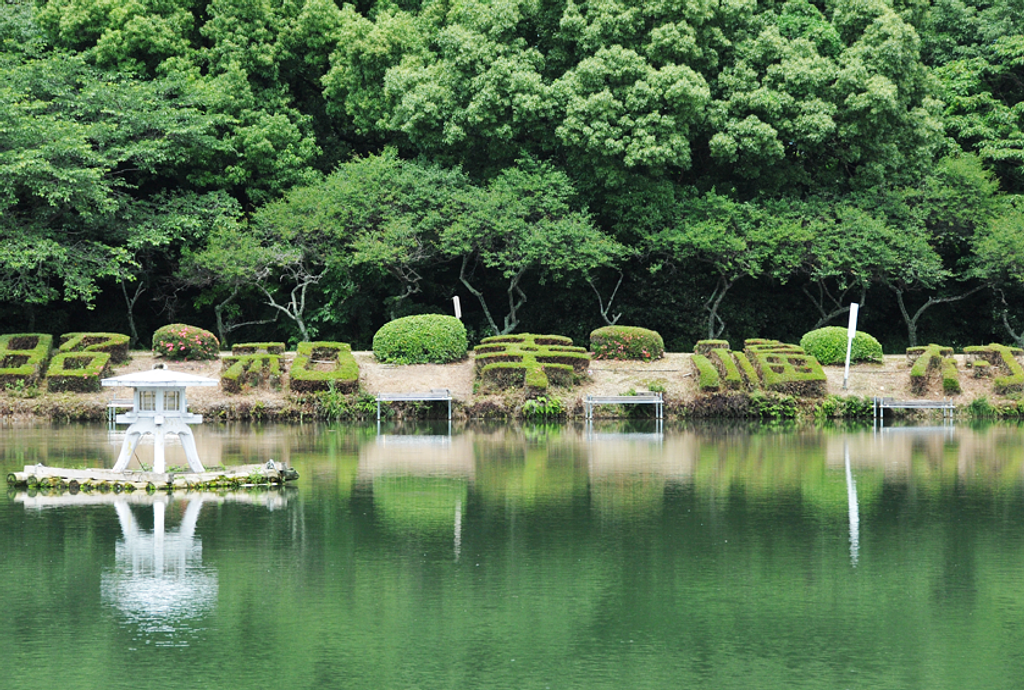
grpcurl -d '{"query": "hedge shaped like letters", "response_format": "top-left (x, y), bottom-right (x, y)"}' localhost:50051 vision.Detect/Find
top-left (221, 354), bottom-right (284, 394)
top-left (0, 334), bottom-right (53, 387)
top-left (908, 344), bottom-right (959, 396)
top-left (289, 342), bottom-right (359, 393)
top-left (46, 352), bottom-right (112, 393)
top-left (744, 339), bottom-right (827, 397)
top-left (475, 334), bottom-right (589, 392)
top-left (964, 344), bottom-right (1024, 394)
top-left (59, 332), bottom-right (130, 364)
top-left (232, 342), bottom-right (286, 355)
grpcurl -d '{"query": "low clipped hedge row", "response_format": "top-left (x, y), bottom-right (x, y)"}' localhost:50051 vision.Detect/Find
top-left (373, 314), bottom-right (467, 364)
top-left (692, 338), bottom-right (827, 397)
top-left (46, 352), bottom-right (112, 393)
top-left (0, 334), bottom-right (53, 387)
top-left (475, 334), bottom-right (589, 392)
top-left (221, 354), bottom-right (284, 393)
top-left (59, 332), bottom-right (130, 364)
top-left (289, 342), bottom-right (359, 393)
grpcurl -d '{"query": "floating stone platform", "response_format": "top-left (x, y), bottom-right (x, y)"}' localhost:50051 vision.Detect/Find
top-left (6, 460), bottom-right (298, 492)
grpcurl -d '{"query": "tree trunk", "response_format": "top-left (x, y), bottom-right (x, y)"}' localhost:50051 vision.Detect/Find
top-left (893, 285), bottom-right (984, 347)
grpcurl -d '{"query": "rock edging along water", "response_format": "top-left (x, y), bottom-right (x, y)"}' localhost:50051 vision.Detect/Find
top-left (6, 460), bottom-right (299, 491)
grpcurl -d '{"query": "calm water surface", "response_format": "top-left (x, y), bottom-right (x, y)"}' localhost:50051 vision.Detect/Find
top-left (3, 420), bottom-right (1024, 690)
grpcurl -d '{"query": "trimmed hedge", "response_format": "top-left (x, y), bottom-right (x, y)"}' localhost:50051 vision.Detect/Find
top-left (799, 326), bottom-right (883, 365)
top-left (744, 339), bottom-right (827, 397)
top-left (46, 352), bottom-right (112, 393)
top-left (710, 349), bottom-right (743, 390)
top-left (153, 324), bottom-right (220, 361)
top-left (0, 334), bottom-right (53, 387)
top-left (373, 314), bottom-right (467, 364)
top-left (965, 344), bottom-right (1024, 394)
top-left (59, 332), bottom-right (130, 364)
top-left (691, 354), bottom-right (720, 392)
top-left (590, 325), bottom-right (664, 361)
top-left (475, 334), bottom-right (589, 392)
top-left (289, 341), bottom-right (359, 393)
top-left (232, 342), bottom-right (286, 355)
top-left (221, 354), bottom-right (283, 394)
top-left (694, 340), bottom-right (730, 355)
top-left (908, 344), bottom-right (958, 396)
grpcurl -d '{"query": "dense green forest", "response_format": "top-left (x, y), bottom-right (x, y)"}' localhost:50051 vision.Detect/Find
top-left (2, 0), bottom-right (1023, 351)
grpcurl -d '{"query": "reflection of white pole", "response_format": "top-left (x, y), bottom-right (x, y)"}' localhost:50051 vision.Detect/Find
top-left (154, 500), bottom-right (166, 574)
top-left (454, 498), bottom-right (462, 561)
top-left (843, 303), bottom-right (859, 390)
top-left (845, 444), bottom-right (859, 567)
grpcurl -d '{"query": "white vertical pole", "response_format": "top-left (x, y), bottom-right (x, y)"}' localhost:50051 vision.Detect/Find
top-left (453, 296), bottom-right (462, 319)
top-left (843, 303), bottom-right (860, 390)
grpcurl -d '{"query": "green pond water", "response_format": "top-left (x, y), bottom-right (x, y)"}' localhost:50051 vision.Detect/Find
top-left (3, 420), bottom-right (1024, 690)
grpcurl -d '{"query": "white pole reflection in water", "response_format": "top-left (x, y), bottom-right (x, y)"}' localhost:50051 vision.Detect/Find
top-left (454, 498), bottom-right (462, 562)
top-left (845, 443), bottom-right (860, 567)
top-left (102, 495), bottom-right (218, 646)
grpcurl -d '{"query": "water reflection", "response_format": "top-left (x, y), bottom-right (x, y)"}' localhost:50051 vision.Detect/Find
top-left (13, 489), bottom-right (290, 647)
top-left (6, 422), bottom-right (1024, 689)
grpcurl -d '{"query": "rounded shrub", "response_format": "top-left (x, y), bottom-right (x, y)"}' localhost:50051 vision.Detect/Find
top-left (800, 326), bottom-right (883, 365)
top-left (590, 325), bottom-right (664, 361)
top-left (152, 323), bottom-right (220, 361)
top-left (373, 314), bottom-right (468, 364)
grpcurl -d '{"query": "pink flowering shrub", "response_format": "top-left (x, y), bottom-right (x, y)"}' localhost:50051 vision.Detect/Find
top-left (152, 323), bottom-right (220, 361)
top-left (590, 325), bottom-right (664, 362)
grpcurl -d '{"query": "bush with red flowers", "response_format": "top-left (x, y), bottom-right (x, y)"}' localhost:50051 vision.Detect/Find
top-left (152, 324), bottom-right (220, 361)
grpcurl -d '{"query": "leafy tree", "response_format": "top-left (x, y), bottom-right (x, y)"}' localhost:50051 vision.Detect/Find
top-left (652, 192), bottom-right (810, 340)
top-left (441, 162), bottom-right (623, 335)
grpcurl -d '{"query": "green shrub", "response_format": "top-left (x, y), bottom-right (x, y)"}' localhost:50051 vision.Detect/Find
top-left (46, 352), bottom-right (112, 392)
top-left (799, 326), bottom-right (883, 365)
top-left (221, 355), bottom-right (284, 394)
top-left (232, 342), bottom-right (285, 355)
top-left (289, 342), bottom-right (359, 393)
top-left (373, 314), bottom-right (467, 364)
top-left (590, 325), bottom-right (664, 361)
top-left (0, 334), bottom-right (53, 387)
top-left (152, 324), bottom-right (220, 361)
top-left (59, 332), bottom-right (130, 364)
top-left (475, 334), bottom-right (588, 392)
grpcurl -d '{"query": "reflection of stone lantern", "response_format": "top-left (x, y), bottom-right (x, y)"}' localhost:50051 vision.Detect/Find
top-left (102, 367), bottom-right (217, 474)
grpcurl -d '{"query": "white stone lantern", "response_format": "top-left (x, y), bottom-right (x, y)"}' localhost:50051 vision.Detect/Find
top-left (102, 366), bottom-right (217, 474)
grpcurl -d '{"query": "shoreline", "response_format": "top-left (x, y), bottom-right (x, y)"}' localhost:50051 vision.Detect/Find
top-left (0, 351), bottom-right (1018, 423)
